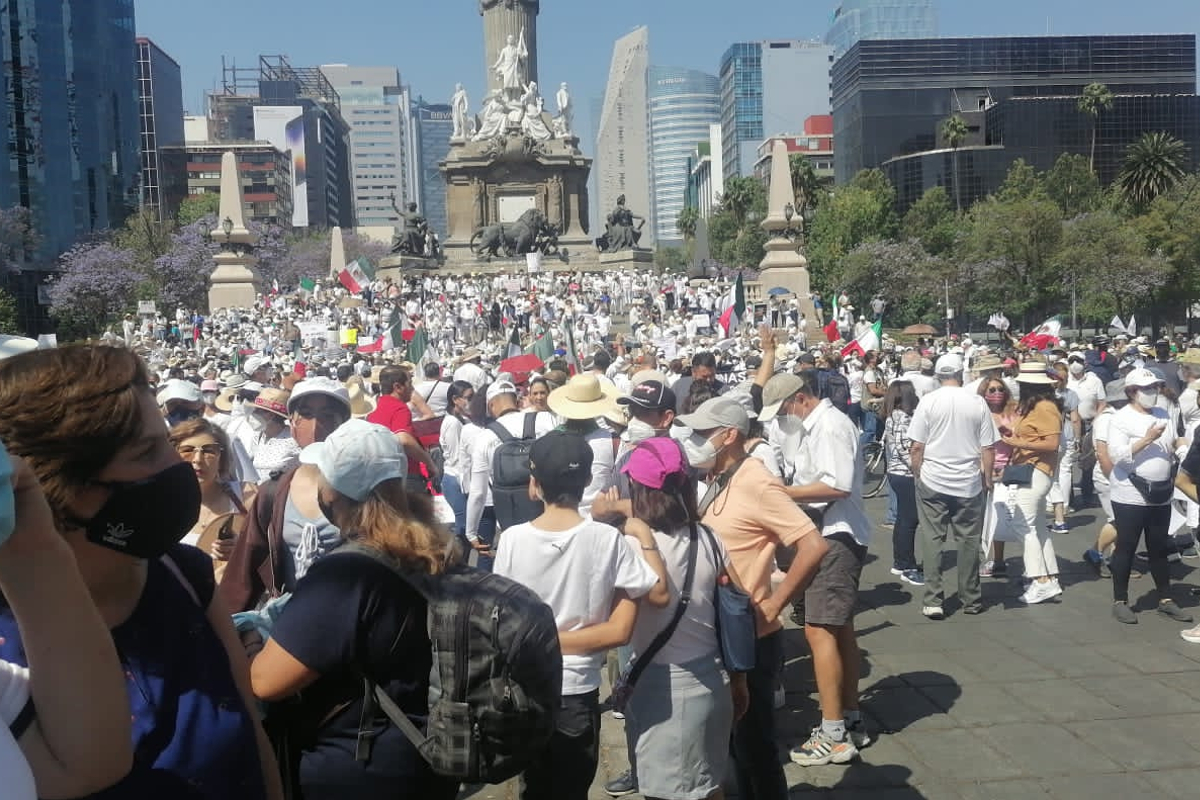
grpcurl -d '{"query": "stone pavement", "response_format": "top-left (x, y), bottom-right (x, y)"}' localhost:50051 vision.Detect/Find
top-left (462, 494), bottom-right (1200, 799)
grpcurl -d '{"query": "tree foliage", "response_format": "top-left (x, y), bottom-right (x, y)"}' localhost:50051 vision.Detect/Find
top-left (676, 206), bottom-right (699, 241)
top-left (1118, 132), bottom-right (1189, 211)
top-left (176, 194), bottom-right (222, 226)
top-left (0, 286), bottom-right (19, 334)
top-left (902, 186), bottom-right (957, 256)
top-left (1078, 82), bottom-right (1114, 174)
top-left (807, 169), bottom-right (898, 291)
top-left (1045, 154), bottom-right (1103, 217)
top-left (49, 243), bottom-right (143, 338)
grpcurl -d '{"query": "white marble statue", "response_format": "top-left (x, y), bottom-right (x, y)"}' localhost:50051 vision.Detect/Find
top-left (519, 82), bottom-right (552, 141)
top-left (492, 29), bottom-right (528, 97)
top-left (451, 83), bottom-right (470, 140)
top-left (473, 93), bottom-right (509, 141)
top-left (555, 82), bottom-right (573, 137)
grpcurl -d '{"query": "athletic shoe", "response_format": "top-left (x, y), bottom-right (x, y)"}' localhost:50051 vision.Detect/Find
top-left (611, 710), bottom-right (624, 720)
top-left (880, 521), bottom-right (894, 530)
top-left (1019, 580), bottom-right (1062, 605)
top-left (1113, 602), bottom-right (1137, 624)
top-left (1183, 547), bottom-right (1200, 560)
top-left (789, 728), bottom-right (859, 766)
top-left (1083, 548), bottom-right (1103, 566)
top-left (1180, 624), bottom-right (1200, 643)
top-left (992, 561), bottom-right (1009, 578)
top-left (1049, 522), bottom-right (1070, 534)
top-left (901, 569), bottom-right (926, 586)
top-left (922, 605), bottom-right (945, 620)
top-left (1099, 561), bottom-right (1111, 578)
top-left (889, 566), bottom-right (905, 577)
top-left (1158, 600), bottom-right (1194, 623)
top-left (846, 719), bottom-right (872, 749)
top-left (978, 560), bottom-right (994, 577)
top-left (604, 769), bottom-right (637, 797)
top-left (1168, 551), bottom-right (1183, 564)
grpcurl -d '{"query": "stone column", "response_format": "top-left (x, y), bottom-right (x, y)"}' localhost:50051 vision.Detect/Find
top-left (481, 0), bottom-right (538, 92)
top-left (208, 151), bottom-right (261, 312)
top-left (757, 139), bottom-right (816, 323)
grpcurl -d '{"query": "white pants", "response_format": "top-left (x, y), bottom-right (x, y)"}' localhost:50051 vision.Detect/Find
top-left (1000, 468), bottom-right (1058, 578)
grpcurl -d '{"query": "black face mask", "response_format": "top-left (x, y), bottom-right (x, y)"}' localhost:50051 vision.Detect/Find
top-left (81, 462), bottom-right (201, 559)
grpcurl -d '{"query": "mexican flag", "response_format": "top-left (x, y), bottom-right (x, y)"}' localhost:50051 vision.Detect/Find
top-left (527, 324), bottom-right (555, 364)
top-left (299, 277), bottom-right (316, 295)
top-left (1019, 316), bottom-right (1063, 351)
top-left (842, 319), bottom-right (882, 358)
top-left (823, 295), bottom-right (840, 342)
top-left (717, 273), bottom-right (745, 336)
top-left (357, 309), bottom-right (406, 354)
top-left (337, 257), bottom-right (374, 294)
top-left (405, 324), bottom-right (428, 364)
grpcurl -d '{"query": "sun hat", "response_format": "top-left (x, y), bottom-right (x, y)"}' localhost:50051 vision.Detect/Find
top-left (200, 379), bottom-right (221, 394)
top-left (1124, 367), bottom-right (1164, 389)
top-left (1015, 361), bottom-right (1056, 385)
top-left (1105, 379), bottom-right (1127, 403)
top-left (287, 377), bottom-right (352, 414)
top-left (300, 419), bottom-right (405, 502)
top-left (0, 335), bottom-right (38, 361)
top-left (529, 431), bottom-right (593, 485)
top-left (677, 395), bottom-right (751, 435)
top-left (548, 373), bottom-right (619, 420)
top-left (1178, 348), bottom-right (1200, 365)
top-left (935, 353), bottom-right (964, 376)
top-left (156, 378), bottom-right (202, 406)
top-left (972, 354), bottom-right (1003, 371)
top-left (345, 378), bottom-right (376, 418)
top-left (243, 355), bottom-right (270, 376)
top-left (758, 373), bottom-right (805, 423)
top-left (617, 379), bottom-right (676, 412)
top-left (252, 387), bottom-right (292, 419)
top-left (485, 381), bottom-right (517, 402)
top-left (620, 437), bottom-right (687, 490)
top-left (602, 404), bottom-right (629, 429)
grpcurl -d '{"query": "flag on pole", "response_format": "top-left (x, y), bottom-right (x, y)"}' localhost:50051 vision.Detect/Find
top-left (337, 257), bottom-right (374, 294)
top-left (824, 294), bottom-right (840, 342)
top-left (717, 273), bottom-right (746, 336)
top-left (561, 319), bottom-right (583, 374)
top-left (527, 324), bottom-right (555, 364)
top-left (1019, 316), bottom-right (1063, 351)
top-left (299, 277), bottom-right (316, 295)
top-left (506, 326), bottom-right (524, 359)
top-left (406, 324), bottom-right (429, 364)
top-left (357, 308), bottom-right (404, 354)
top-left (841, 319), bottom-right (883, 358)
top-left (987, 312), bottom-right (1010, 331)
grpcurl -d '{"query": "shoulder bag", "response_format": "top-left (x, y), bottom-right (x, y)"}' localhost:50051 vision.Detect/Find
top-left (611, 522), bottom-right (697, 712)
top-left (699, 525), bottom-right (756, 673)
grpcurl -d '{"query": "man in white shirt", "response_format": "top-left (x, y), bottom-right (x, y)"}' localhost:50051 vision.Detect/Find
top-left (891, 350), bottom-right (939, 397)
top-left (907, 353), bottom-right (998, 620)
top-left (452, 348), bottom-right (488, 392)
top-left (411, 362), bottom-right (450, 417)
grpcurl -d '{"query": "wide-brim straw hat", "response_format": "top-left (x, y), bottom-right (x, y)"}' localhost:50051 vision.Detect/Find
top-left (252, 388), bottom-right (292, 419)
top-left (345, 378), bottom-right (376, 418)
top-left (1016, 361), bottom-right (1056, 385)
top-left (1178, 348), bottom-right (1200, 366)
top-left (548, 373), bottom-right (619, 420)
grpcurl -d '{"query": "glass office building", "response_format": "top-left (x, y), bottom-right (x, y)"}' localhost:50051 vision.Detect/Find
top-left (414, 101), bottom-right (453, 240)
top-left (648, 67), bottom-right (719, 246)
top-left (825, 1), bottom-right (938, 57)
top-left (833, 35), bottom-right (1198, 196)
top-left (137, 38), bottom-right (184, 223)
top-left (720, 40), bottom-right (835, 179)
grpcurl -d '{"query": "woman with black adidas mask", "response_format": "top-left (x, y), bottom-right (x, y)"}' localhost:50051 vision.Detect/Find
top-left (0, 345), bottom-right (282, 800)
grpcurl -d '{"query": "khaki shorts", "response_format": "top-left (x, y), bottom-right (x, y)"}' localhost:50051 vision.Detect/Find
top-left (804, 532), bottom-right (866, 627)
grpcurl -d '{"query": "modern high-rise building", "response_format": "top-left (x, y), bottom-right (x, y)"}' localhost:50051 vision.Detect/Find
top-left (412, 100), bottom-right (454, 241)
top-left (0, 0), bottom-right (140, 261)
top-left (596, 27), bottom-right (652, 247)
top-left (687, 124), bottom-right (725, 220)
top-left (159, 141), bottom-right (294, 227)
top-left (648, 67), bottom-right (720, 247)
top-left (136, 38), bottom-right (184, 223)
top-left (719, 40), bottom-right (836, 180)
top-left (320, 65), bottom-right (418, 229)
top-left (824, 0), bottom-right (938, 57)
top-left (831, 35), bottom-right (1200, 210)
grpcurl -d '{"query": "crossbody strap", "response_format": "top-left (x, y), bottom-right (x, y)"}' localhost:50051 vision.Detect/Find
top-left (423, 379), bottom-right (441, 403)
top-left (625, 521), bottom-right (698, 688)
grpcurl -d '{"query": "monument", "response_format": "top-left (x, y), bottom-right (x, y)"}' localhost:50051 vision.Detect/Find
top-left (749, 139), bottom-right (817, 322)
top-left (439, 0), bottom-right (597, 272)
top-left (208, 151), bottom-right (261, 311)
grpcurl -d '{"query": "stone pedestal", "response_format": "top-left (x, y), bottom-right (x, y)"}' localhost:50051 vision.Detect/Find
top-left (377, 254), bottom-right (438, 283)
top-left (208, 250), bottom-right (261, 311)
top-left (599, 250), bottom-right (654, 272)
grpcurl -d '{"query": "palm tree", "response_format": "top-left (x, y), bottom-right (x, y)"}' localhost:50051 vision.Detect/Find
top-left (717, 177), bottom-right (759, 227)
top-left (1118, 131), bottom-right (1189, 210)
top-left (789, 154), bottom-right (824, 221)
top-left (675, 206), bottom-right (699, 241)
top-left (1078, 83), bottom-right (1114, 176)
top-left (940, 115), bottom-right (969, 212)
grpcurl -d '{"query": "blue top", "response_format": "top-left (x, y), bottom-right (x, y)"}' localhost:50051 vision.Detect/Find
top-left (0, 544), bottom-right (265, 799)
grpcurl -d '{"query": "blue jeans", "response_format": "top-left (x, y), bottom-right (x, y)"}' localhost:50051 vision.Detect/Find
top-left (859, 409), bottom-right (879, 450)
top-left (732, 631), bottom-right (787, 800)
top-left (441, 473), bottom-right (468, 544)
top-left (476, 506), bottom-right (498, 573)
top-left (886, 478), bottom-right (898, 525)
top-left (888, 473), bottom-right (920, 571)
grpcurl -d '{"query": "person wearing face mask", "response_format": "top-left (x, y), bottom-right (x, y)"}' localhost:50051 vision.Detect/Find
top-left (248, 387), bottom-right (302, 478)
top-left (1068, 352), bottom-right (1106, 501)
top-left (1105, 368), bottom-right (1192, 625)
top-left (681, 395), bottom-right (828, 792)
top-left (0, 345), bottom-right (284, 800)
top-left (201, 378), bottom-right (226, 421)
top-left (158, 378), bottom-right (205, 428)
top-left (1176, 349), bottom-right (1200, 438)
top-left (439, 380), bottom-right (476, 553)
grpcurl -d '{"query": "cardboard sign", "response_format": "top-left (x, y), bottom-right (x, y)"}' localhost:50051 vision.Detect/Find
top-left (298, 321), bottom-right (328, 342)
top-left (526, 252), bottom-right (542, 273)
top-left (692, 314), bottom-right (711, 329)
top-left (137, 301), bottom-right (157, 315)
top-left (36, 333), bottom-right (57, 349)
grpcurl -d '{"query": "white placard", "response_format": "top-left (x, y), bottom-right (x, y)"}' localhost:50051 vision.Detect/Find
top-left (503, 279), bottom-right (523, 293)
top-left (526, 252), bottom-right (542, 273)
top-left (298, 321), bottom-right (328, 342)
top-left (137, 301), bottom-right (157, 315)
top-left (36, 334), bottom-right (57, 349)
top-left (500, 194), bottom-right (537, 222)
top-left (692, 313), bottom-right (711, 329)
top-left (652, 336), bottom-right (676, 360)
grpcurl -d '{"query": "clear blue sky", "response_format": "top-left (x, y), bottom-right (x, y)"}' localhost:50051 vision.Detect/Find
top-left (135, 0), bottom-right (1199, 150)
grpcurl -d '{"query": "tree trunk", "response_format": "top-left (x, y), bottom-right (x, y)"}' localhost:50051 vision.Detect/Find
top-left (952, 148), bottom-right (962, 213)
top-left (1089, 122), bottom-right (1098, 175)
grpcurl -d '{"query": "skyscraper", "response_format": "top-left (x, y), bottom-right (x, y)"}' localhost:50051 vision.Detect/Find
top-left (137, 37), bottom-right (184, 223)
top-left (719, 40), bottom-right (835, 180)
top-left (413, 100), bottom-right (454, 240)
top-left (825, 0), bottom-right (938, 57)
top-left (320, 65), bottom-right (418, 228)
top-left (648, 67), bottom-right (720, 247)
top-left (596, 27), bottom-right (652, 247)
top-left (0, 0), bottom-right (140, 259)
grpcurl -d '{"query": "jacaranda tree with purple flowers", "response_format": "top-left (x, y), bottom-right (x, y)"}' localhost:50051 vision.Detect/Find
top-left (49, 242), bottom-right (143, 339)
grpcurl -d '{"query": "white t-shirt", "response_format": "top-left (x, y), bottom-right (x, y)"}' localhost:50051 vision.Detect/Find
top-left (580, 427), bottom-right (616, 517)
top-left (1091, 407), bottom-right (1115, 489)
top-left (790, 399), bottom-right (873, 546)
top-left (453, 362), bottom-right (488, 392)
top-left (631, 524), bottom-right (727, 666)
top-left (494, 518), bottom-right (658, 695)
top-left (413, 379), bottom-right (450, 417)
top-left (907, 385), bottom-right (999, 499)
top-left (1106, 404), bottom-right (1176, 506)
top-left (0, 660), bottom-right (36, 800)
top-left (465, 410), bottom-right (556, 537)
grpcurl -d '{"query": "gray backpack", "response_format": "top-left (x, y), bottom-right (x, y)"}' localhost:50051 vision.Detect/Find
top-left (339, 544), bottom-right (562, 784)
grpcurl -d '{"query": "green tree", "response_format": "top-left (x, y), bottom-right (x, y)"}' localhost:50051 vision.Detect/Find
top-left (1118, 132), bottom-right (1189, 211)
top-left (902, 186), bottom-right (958, 256)
top-left (835, 240), bottom-right (946, 325)
top-left (113, 208), bottom-right (174, 270)
top-left (940, 115), bottom-right (970, 211)
top-left (1054, 210), bottom-right (1170, 323)
top-left (706, 210), bottom-right (740, 265)
top-left (1078, 83), bottom-right (1114, 175)
top-left (1134, 174), bottom-right (1200, 303)
top-left (1044, 153), bottom-right (1102, 217)
top-left (789, 154), bottom-right (825, 219)
top-left (718, 176), bottom-right (765, 227)
top-left (996, 158), bottom-right (1047, 202)
top-left (177, 193), bottom-right (222, 226)
top-left (654, 246), bottom-right (688, 273)
top-left (807, 175), bottom-right (898, 288)
top-left (675, 206), bottom-right (699, 241)
top-left (0, 286), bottom-right (19, 334)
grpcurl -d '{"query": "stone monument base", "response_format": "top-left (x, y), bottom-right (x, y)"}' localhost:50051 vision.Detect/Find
top-left (208, 255), bottom-right (261, 312)
top-left (376, 254), bottom-right (439, 284)
top-left (209, 282), bottom-right (260, 312)
top-left (599, 249), bottom-right (654, 272)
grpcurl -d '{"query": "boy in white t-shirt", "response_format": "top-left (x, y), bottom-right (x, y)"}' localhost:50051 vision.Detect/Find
top-left (494, 431), bottom-right (668, 800)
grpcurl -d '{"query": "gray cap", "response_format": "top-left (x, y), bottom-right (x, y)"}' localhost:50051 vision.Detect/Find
top-left (1104, 379), bottom-right (1126, 404)
top-left (758, 373), bottom-right (805, 423)
top-left (676, 396), bottom-right (750, 435)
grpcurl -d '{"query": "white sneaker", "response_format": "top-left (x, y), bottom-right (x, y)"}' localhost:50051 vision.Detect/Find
top-left (979, 560), bottom-right (994, 577)
top-left (889, 567), bottom-right (905, 577)
top-left (1181, 624), bottom-right (1200, 643)
top-left (1019, 580), bottom-right (1063, 605)
top-left (922, 605), bottom-right (945, 620)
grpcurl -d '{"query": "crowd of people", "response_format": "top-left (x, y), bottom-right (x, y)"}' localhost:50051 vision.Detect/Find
top-left (2, 269), bottom-right (1200, 800)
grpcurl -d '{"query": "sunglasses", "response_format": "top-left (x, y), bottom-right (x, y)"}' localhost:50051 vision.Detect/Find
top-left (986, 387), bottom-right (1006, 394)
top-left (177, 444), bottom-right (223, 459)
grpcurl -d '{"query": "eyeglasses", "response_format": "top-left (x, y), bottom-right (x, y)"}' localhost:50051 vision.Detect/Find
top-left (177, 444), bottom-right (223, 459)
top-left (293, 405), bottom-right (348, 424)
top-left (986, 387), bottom-right (1006, 394)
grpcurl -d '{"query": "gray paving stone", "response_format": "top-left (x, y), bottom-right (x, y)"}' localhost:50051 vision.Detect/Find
top-left (936, 645), bottom-right (1057, 682)
top-left (1141, 767), bottom-right (1200, 799)
top-left (920, 682), bottom-right (1039, 726)
top-left (1038, 771), bottom-right (1161, 800)
top-left (1090, 640), bottom-right (1200, 674)
top-left (1017, 644), bottom-right (1134, 679)
top-left (1088, 674), bottom-right (1200, 716)
top-left (896, 729), bottom-right (1027, 782)
top-left (860, 686), bottom-right (956, 733)
top-left (1006, 677), bottom-right (1124, 722)
top-left (948, 779), bottom-right (1052, 800)
top-left (978, 723), bottom-right (1113, 777)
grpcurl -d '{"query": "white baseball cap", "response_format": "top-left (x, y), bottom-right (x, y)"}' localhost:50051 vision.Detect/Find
top-left (299, 419), bottom-right (406, 501)
top-left (156, 378), bottom-right (202, 405)
top-left (287, 377), bottom-right (351, 414)
top-left (1124, 367), bottom-right (1164, 389)
top-left (243, 355), bottom-right (270, 375)
top-left (485, 380), bottom-right (517, 402)
top-left (935, 353), bottom-right (964, 376)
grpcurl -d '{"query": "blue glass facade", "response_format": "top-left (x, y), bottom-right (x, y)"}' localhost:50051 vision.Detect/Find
top-left (0, 0), bottom-right (140, 260)
top-left (137, 38), bottom-right (184, 222)
top-left (414, 101), bottom-right (453, 240)
top-left (648, 67), bottom-right (719, 246)
top-left (825, 1), bottom-right (938, 57)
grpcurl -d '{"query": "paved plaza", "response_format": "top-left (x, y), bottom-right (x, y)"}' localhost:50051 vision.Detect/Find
top-left (464, 493), bottom-right (1200, 799)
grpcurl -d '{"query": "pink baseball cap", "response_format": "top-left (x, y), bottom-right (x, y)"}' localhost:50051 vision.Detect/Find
top-left (621, 438), bottom-right (687, 490)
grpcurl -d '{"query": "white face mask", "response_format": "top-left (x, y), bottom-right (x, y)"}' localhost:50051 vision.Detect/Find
top-left (776, 414), bottom-right (804, 436)
top-left (1136, 389), bottom-right (1160, 410)
top-left (1069, 362), bottom-right (1084, 377)
top-left (624, 418), bottom-right (659, 444)
top-left (682, 431), bottom-right (721, 470)
top-left (246, 413), bottom-right (268, 433)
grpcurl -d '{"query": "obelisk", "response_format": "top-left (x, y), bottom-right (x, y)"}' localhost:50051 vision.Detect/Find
top-left (481, 0), bottom-right (538, 91)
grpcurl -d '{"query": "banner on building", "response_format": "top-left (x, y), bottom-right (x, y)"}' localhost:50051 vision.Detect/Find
top-left (253, 106), bottom-right (309, 228)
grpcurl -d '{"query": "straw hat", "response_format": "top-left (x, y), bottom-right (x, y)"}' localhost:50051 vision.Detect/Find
top-left (548, 373), bottom-right (619, 420)
top-left (252, 387), bottom-right (292, 419)
top-left (1178, 348), bottom-right (1200, 366)
top-left (1015, 361), bottom-right (1056, 385)
top-left (345, 378), bottom-right (377, 419)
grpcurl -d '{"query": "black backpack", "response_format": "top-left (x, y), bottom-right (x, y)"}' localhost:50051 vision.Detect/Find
top-left (338, 543), bottom-right (563, 784)
top-left (819, 369), bottom-right (851, 414)
top-left (487, 413), bottom-right (544, 530)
